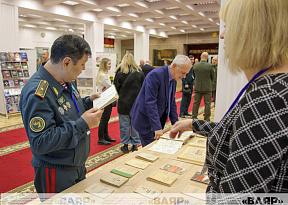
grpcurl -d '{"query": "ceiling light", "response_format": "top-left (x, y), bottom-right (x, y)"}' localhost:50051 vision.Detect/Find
top-left (121, 35), bottom-right (128, 37)
top-left (180, 30), bottom-right (185, 33)
top-left (179, 14), bottom-right (189, 16)
top-left (171, 27), bottom-right (176, 30)
top-left (192, 25), bottom-right (197, 28)
top-left (145, 0), bottom-right (161, 2)
top-left (23, 24), bottom-right (37, 28)
top-left (145, 18), bottom-right (153, 22)
top-left (63, 1), bottom-right (79, 6)
top-left (166, 6), bottom-right (178, 10)
top-left (128, 13), bottom-right (138, 17)
top-left (68, 28), bottom-right (74, 32)
top-left (46, 27), bottom-right (57, 30)
top-left (198, 12), bottom-right (205, 17)
top-left (181, 21), bottom-right (188, 24)
top-left (117, 3), bottom-right (130, 7)
top-left (155, 17), bottom-right (163, 19)
top-left (19, 15), bottom-right (27, 18)
top-left (155, 10), bottom-right (164, 14)
top-left (159, 23), bottom-right (165, 26)
top-left (208, 18), bottom-right (213, 22)
top-left (169, 16), bottom-right (177, 20)
top-left (116, 15), bottom-right (121, 17)
top-left (216, 23), bottom-right (220, 25)
top-left (200, 28), bottom-right (205, 31)
top-left (93, 9), bottom-right (103, 12)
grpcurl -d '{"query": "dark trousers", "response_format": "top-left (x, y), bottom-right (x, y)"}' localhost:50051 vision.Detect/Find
top-left (192, 91), bottom-right (212, 121)
top-left (180, 91), bottom-right (192, 115)
top-left (139, 112), bottom-right (167, 147)
top-left (98, 103), bottom-right (112, 140)
top-left (34, 165), bottom-right (86, 201)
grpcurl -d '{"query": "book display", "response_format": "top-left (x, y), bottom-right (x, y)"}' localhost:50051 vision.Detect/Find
top-left (100, 173), bottom-right (129, 188)
top-left (110, 166), bottom-right (139, 178)
top-left (0, 52), bottom-right (30, 116)
top-left (147, 171), bottom-right (178, 187)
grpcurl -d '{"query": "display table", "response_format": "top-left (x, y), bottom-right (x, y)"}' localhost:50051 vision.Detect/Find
top-left (43, 135), bottom-right (208, 204)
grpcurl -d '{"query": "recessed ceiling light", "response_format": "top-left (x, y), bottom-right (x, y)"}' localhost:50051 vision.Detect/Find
top-left (169, 16), bottom-right (177, 20)
top-left (93, 9), bottom-right (103, 12)
top-left (216, 23), bottom-right (220, 25)
top-left (166, 6), bottom-right (178, 10)
top-left (23, 24), bottom-right (37, 28)
top-left (19, 15), bottom-right (27, 18)
top-left (128, 13), bottom-right (138, 17)
top-left (117, 3), bottom-right (130, 7)
top-left (145, 18), bottom-right (153, 22)
top-left (200, 28), bottom-right (205, 31)
top-left (46, 27), bottom-right (57, 30)
top-left (180, 30), bottom-right (185, 33)
top-left (63, 1), bottom-right (79, 6)
top-left (181, 21), bottom-right (188, 24)
top-left (68, 28), bottom-right (74, 32)
top-left (159, 23), bottom-right (165, 26)
top-left (192, 25), bottom-right (197, 28)
top-left (208, 18), bottom-right (213, 22)
top-left (198, 12), bottom-right (205, 17)
top-left (171, 27), bottom-right (176, 30)
top-left (145, 0), bottom-right (161, 2)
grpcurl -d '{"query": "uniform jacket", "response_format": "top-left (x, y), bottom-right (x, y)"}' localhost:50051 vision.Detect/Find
top-left (20, 65), bottom-right (93, 169)
top-left (130, 66), bottom-right (178, 135)
top-left (193, 61), bottom-right (214, 92)
top-left (114, 69), bottom-right (145, 115)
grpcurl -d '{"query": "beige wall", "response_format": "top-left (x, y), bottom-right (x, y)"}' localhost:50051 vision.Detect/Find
top-left (121, 32), bottom-right (219, 64)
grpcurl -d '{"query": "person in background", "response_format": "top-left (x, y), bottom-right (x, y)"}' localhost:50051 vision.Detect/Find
top-left (141, 60), bottom-right (154, 77)
top-left (179, 55), bottom-right (195, 118)
top-left (20, 34), bottom-right (103, 200)
top-left (37, 50), bottom-right (49, 69)
top-left (191, 52), bottom-right (214, 121)
top-left (170, 0), bottom-right (288, 195)
top-left (194, 58), bottom-right (199, 64)
top-left (211, 56), bottom-right (218, 102)
top-left (95, 58), bottom-right (116, 145)
top-left (130, 55), bottom-right (192, 147)
top-left (139, 59), bottom-right (145, 67)
top-left (114, 53), bottom-right (145, 153)
top-left (164, 59), bottom-right (171, 66)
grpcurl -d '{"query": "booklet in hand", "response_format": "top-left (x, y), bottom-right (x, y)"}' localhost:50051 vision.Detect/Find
top-left (93, 85), bottom-right (119, 110)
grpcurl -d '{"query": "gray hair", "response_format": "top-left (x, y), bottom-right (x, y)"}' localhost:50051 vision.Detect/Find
top-left (171, 55), bottom-right (192, 69)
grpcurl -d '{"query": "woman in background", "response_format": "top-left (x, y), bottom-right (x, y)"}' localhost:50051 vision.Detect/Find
top-left (170, 0), bottom-right (288, 194)
top-left (95, 58), bottom-right (116, 145)
top-left (114, 53), bottom-right (145, 153)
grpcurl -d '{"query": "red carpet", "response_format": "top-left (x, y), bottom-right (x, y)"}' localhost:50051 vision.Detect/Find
top-left (0, 91), bottom-right (205, 193)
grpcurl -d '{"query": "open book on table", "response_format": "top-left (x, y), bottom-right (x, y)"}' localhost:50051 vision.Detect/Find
top-left (93, 85), bottom-right (119, 110)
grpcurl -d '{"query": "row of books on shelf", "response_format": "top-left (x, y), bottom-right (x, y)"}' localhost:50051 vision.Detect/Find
top-left (3, 79), bottom-right (27, 88)
top-left (0, 52), bottom-right (28, 62)
top-left (4, 88), bottom-right (21, 96)
top-left (2, 70), bottom-right (29, 78)
top-left (1, 62), bottom-right (28, 70)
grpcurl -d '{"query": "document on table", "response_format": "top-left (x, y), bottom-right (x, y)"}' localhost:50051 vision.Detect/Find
top-left (148, 139), bottom-right (183, 154)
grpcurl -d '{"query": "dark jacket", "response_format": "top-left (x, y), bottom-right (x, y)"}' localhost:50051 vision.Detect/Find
top-left (182, 66), bottom-right (194, 89)
top-left (193, 60), bottom-right (214, 92)
top-left (114, 69), bottom-right (145, 115)
top-left (141, 64), bottom-right (154, 76)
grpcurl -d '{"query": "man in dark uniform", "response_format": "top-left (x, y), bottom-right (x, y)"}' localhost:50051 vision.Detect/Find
top-left (179, 55), bottom-right (194, 118)
top-left (141, 60), bottom-right (154, 77)
top-left (20, 34), bottom-right (103, 201)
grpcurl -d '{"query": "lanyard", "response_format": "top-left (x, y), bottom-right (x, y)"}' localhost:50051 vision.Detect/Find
top-left (66, 83), bottom-right (80, 116)
top-left (219, 67), bottom-right (270, 123)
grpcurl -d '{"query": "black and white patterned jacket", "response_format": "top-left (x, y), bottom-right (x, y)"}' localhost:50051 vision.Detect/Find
top-left (193, 73), bottom-right (288, 193)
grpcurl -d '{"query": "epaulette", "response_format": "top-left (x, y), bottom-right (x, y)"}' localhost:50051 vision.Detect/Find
top-left (34, 80), bottom-right (49, 98)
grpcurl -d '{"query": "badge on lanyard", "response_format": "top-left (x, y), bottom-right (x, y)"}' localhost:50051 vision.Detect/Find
top-left (71, 84), bottom-right (80, 99)
top-left (66, 101), bottom-right (71, 109)
top-left (58, 107), bottom-right (65, 115)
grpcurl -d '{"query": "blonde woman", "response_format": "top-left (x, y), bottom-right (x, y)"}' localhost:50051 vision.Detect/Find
top-left (96, 58), bottom-right (116, 145)
top-left (114, 53), bottom-right (145, 153)
top-left (170, 0), bottom-right (288, 194)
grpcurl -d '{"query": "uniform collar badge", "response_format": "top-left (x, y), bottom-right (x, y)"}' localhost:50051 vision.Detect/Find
top-left (57, 96), bottom-right (65, 105)
top-left (63, 104), bottom-right (68, 111)
top-left (53, 87), bottom-right (58, 96)
top-left (66, 102), bottom-right (71, 109)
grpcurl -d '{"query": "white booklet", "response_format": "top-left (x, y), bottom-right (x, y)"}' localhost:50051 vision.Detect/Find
top-left (93, 85), bottom-right (119, 110)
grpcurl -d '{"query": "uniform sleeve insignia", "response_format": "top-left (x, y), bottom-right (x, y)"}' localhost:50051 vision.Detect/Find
top-left (35, 80), bottom-right (49, 99)
top-left (29, 117), bottom-right (45, 132)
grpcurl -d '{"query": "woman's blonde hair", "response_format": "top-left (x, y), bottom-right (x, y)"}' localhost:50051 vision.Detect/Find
top-left (220, 0), bottom-right (288, 74)
top-left (116, 53), bottom-right (142, 74)
top-left (96, 58), bottom-right (110, 85)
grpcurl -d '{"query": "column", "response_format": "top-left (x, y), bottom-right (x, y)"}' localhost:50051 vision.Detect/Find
top-left (134, 32), bottom-right (150, 65)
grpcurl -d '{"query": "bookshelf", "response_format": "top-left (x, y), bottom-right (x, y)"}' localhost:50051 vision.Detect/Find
top-left (0, 52), bottom-right (30, 118)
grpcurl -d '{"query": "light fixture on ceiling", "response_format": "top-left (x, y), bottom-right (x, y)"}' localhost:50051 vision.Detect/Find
top-left (68, 28), bottom-right (74, 32)
top-left (93, 9), bottom-right (103, 12)
top-left (128, 13), bottom-right (138, 17)
top-left (166, 6), bottom-right (179, 10)
top-left (192, 25), bottom-right (197, 28)
top-left (181, 21), bottom-right (188, 24)
top-left (200, 28), bottom-right (205, 31)
top-left (63, 1), bottom-right (79, 6)
top-left (159, 23), bottom-right (165, 26)
top-left (117, 3), bottom-right (130, 7)
top-left (216, 23), bottom-right (220, 25)
top-left (145, 18), bottom-right (153, 22)
top-left (171, 27), bottom-right (176, 30)
top-left (180, 30), bottom-right (185, 33)
top-left (19, 15), bottom-right (27, 18)
top-left (145, 0), bottom-right (161, 2)
top-left (169, 16), bottom-right (177, 20)
top-left (198, 12), bottom-right (205, 17)
top-left (208, 18), bottom-right (213, 22)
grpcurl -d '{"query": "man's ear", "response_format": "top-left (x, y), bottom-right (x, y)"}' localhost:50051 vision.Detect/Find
top-left (63, 57), bottom-right (72, 70)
